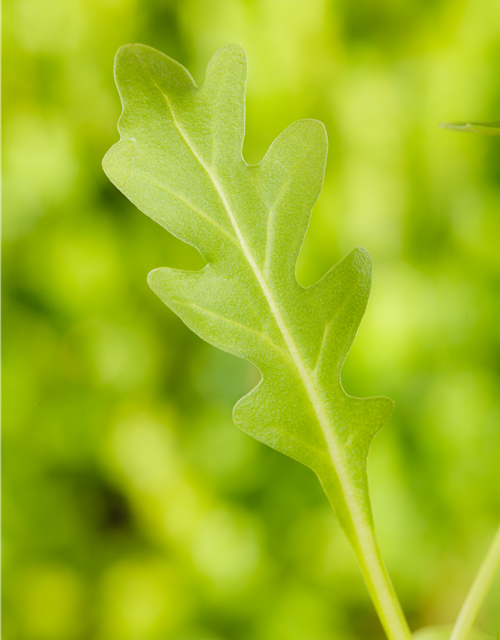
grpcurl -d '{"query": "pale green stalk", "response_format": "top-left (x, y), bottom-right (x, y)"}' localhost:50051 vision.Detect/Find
top-left (320, 467), bottom-right (411, 640)
top-left (439, 121), bottom-right (500, 135)
top-left (356, 535), bottom-right (412, 640)
top-left (451, 525), bottom-right (500, 640)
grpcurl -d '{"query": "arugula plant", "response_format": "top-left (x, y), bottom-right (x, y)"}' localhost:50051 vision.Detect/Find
top-left (103, 44), bottom-right (500, 640)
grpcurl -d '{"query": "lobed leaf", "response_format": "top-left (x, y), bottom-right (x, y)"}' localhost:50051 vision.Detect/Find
top-left (103, 43), bottom-right (394, 549)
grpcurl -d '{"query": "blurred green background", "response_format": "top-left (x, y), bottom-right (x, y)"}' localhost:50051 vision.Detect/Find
top-left (3, 0), bottom-right (500, 638)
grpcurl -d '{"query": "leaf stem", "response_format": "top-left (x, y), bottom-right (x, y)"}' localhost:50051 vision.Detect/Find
top-left (450, 524), bottom-right (500, 640)
top-left (352, 526), bottom-right (412, 640)
top-left (321, 477), bottom-right (411, 640)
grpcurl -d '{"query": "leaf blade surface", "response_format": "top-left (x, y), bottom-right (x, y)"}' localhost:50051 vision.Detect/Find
top-left (103, 42), bottom-right (394, 546)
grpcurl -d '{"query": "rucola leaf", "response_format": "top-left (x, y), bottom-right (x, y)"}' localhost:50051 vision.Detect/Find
top-left (104, 44), bottom-right (408, 638)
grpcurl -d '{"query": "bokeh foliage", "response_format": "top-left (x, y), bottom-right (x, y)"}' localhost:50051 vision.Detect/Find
top-left (3, 1), bottom-right (500, 639)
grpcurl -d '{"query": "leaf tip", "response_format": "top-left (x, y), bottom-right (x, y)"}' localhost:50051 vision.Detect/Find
top-left (299, 117), bottom-right (328, 139)
top-left (114, 42), bottom-right (144, 68)
top-left (354, 245), bottom-right (370, 257)
top-left (380, 395), bottom-right (395, 421)
top-left (351, 246), bottom-right (372, 273)
top-left (147, 267), bottom-right (163, 291)
top-left (212, 42), bottom-right (248, 66)
top-left (102, 139), bottom-right (134, 189)
top-left (439, 121), bottom-right (472, 133)
top-left (439, 121), bottom-right (500, 135)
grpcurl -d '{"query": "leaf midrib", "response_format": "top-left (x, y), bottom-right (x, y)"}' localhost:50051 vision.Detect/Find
top-left (152, 76), bottom-right (369, 535)
top-left (136, 171), bottom-right (238, 246)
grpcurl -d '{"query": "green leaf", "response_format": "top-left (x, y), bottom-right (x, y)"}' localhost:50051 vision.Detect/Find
top-left (103, 44), bottom-right (409, 639)
top-left (103, 40), bottom-right (392, 543)
top-left (439, 121), bottom-right (500, 135)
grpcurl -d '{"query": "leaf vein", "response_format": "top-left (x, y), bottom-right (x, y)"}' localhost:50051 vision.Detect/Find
top-left (263, 181), bottom-right (290, 276)
top-left (174, 299), bottom-right (290, 360)
top-left (135, 171), bottom-right (238, 246)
